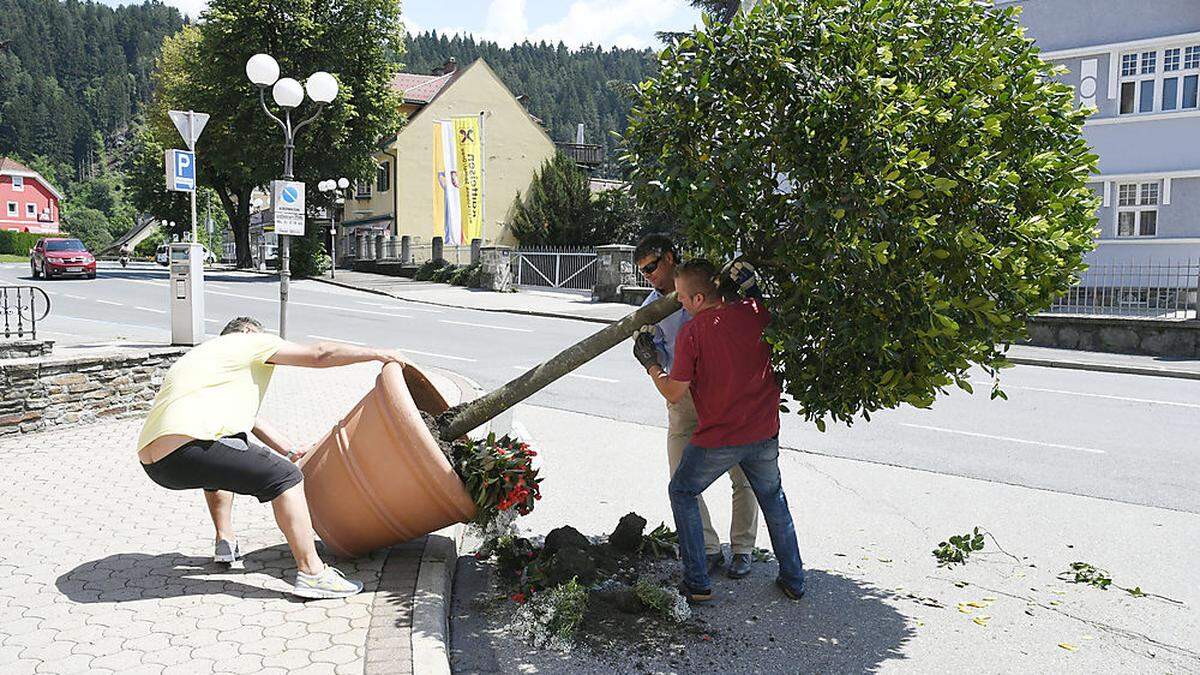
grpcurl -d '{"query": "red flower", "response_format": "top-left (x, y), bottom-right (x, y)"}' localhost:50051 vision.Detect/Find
top-left (511, 592), bottom-right (526, 604)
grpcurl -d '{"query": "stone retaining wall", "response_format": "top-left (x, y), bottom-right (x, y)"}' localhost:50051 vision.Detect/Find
top-left (0, 347), bottom-right (187, 435)
top-left (1024, 315), bottom-right (1200, 357)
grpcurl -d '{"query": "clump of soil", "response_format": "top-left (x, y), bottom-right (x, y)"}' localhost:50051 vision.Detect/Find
top-left (484, 515), bottom-right (710, 659)
top-left (420, 411), bottom-right (455, 463)
top-left (609, 512), bottom-right (646, 553)
top-left (544, 525), bottom-right (590, 556)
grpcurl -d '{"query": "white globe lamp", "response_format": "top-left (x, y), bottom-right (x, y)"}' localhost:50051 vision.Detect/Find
top-left (245, 53), bottom-right (280, 87)
top-left (305, 72), bottom-right (339, 104)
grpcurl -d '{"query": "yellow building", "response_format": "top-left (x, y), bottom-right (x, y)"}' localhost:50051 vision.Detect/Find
top-left (342, 58), bottom-right (558, 249)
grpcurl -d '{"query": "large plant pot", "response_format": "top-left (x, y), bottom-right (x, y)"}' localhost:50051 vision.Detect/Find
top-left (300, 362), bottom-right (477, 558)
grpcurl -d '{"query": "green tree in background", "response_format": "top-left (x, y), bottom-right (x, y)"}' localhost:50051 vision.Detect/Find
top-left (624, 0), bottom-right (1098, 429)
top-left (0, 0), bottom-right (184, 175)
top-left (137, 0), bottom-right (405, 267)
top-left (510, 153), bottom-right (594, 246)
top-left (62, 206), bottom-right (112, 253)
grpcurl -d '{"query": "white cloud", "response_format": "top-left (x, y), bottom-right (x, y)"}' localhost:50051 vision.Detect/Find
top-left (483, 0), bottom-right (531, 45)
top-left (160, 0), bottom-right (207, 19)
top-left (527, 0), bottom-right (687, 48)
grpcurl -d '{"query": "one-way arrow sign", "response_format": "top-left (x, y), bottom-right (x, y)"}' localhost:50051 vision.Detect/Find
top-left (168, 110), bottom-right (209, 151)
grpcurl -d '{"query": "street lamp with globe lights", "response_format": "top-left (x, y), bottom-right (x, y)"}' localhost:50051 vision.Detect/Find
top-left (245, 53), bottom-right (338, 338)
top-left (318, 177), bottom-right (349, 279)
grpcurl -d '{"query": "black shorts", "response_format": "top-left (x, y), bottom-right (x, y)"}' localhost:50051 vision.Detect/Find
top-left (141, 433), bottom-right (303, 503)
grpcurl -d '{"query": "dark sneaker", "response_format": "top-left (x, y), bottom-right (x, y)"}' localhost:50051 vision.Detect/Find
top-left (727, 553), bottom-right (752, 579)
top-left (706, 552), bottom-right (725, 575)
top-left (679, 581), bottom-right (713, 604)
top-left (214, 539), bottom-right (240, 564)
top-left (776, 577), bottom-right (805, 601)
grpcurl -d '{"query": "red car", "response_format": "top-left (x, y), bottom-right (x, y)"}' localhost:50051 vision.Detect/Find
top-left (30, 238), bottom-right (97, 280)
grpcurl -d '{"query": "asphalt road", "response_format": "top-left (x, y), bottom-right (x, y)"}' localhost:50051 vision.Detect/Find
top-left (4, 261), bottom-right (1198, 514)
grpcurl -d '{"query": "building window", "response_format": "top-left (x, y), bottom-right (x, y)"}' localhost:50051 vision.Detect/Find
top-left (1140, 51), bottom-right (1157, 74)
top-left (11, 176), bottom-right (23, 192)
top-left (1121, 53), bottom-right (1138, 76)
top-left (25, 203), bottom-right (35, 218)
top-left (355, 179), bottom-right (372, 199)
top-left (6, 202), bottom-right (16, 216)
top-left (1116, 181), bottom-right (1158, 237)
top-left (1165, 48), bottom-right (1181, 71)
top-left (376, 162), bottom-right (390, 193)
top-left (1122, 44), bottom-right (1200, 115)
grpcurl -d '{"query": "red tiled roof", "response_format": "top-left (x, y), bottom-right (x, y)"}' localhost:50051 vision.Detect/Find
top-left (390, 72), bottom-right (456, 104)
top-left (0, 157), bottom-right (34, 174)
top-left (0, 156), bottom-right (64, 200)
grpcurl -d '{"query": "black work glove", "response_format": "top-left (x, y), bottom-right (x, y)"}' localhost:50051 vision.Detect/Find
top-left (633, 327), bottom-right (662, 371)
top-left (721, 258), bottom-right (763, 301)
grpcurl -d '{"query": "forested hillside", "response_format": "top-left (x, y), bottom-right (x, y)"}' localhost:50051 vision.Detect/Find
top-left (0, 0), bottom-right (184, 178)
top-left (403, 32), bottom-right (659, 176)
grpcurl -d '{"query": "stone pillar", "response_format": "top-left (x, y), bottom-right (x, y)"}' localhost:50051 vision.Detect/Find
top-left (374, 233), bottom-right (384, 260)
top-left (385, 235), bottom-right (398, 259)
top-left (432, 236), bottom-right (444, 263)
top-left (470, 238), bottom-right (482, 265)
top-left (400, 235), bottom-right (412, 264)
top-left (593, 244), bottom-right (636, 302)
top-left (356, 234), bottom-right (368, 260)
top-left (480, 246), bottom-right (514, 292)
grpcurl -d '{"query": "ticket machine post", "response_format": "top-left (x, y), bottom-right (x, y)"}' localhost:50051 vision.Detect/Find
top-left (169, 242), bottom-right (205, 345)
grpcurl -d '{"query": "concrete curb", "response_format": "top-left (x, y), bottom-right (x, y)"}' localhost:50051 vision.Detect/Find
top-left (410, 525), bottom-right (459, 675)
top-left (1007, 355), bottom-right (1200, 380)
top-left (310, 275), bottom-right (619, 325)
top-left (406, 367), bottom-right (487, 674)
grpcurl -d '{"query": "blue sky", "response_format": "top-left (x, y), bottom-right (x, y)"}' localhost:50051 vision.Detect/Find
top-left (100, 1), bottom-right (703, 50)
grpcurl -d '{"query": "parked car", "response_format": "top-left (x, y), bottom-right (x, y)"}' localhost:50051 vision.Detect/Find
top-left (155, 244), bottom-right (217, 267)
top-left (30, 238), bottom-right (96, 279)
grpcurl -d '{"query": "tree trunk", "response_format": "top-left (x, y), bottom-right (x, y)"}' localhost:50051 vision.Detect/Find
top-left (438, 293), bottom-right (681, 441)
top-left (216, 184), bottom-right (254, 268)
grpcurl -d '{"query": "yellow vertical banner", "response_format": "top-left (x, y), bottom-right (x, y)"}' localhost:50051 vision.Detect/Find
top-left (432, 123), bottom-right (446, 239)
top-left (453, 116), bottom-right (483, 242)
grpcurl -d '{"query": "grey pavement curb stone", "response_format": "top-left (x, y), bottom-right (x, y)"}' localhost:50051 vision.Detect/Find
top-left (405, 367), bottom-right (487, 675)
top-left (1006, 354), bottom-right (1200, 380)
top-left (411, 526), bottom-right (460, 675)
top-left (311, 275), bottom-right (618, 325)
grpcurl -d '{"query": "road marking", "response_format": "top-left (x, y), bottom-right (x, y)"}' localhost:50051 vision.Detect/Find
top-left (308, 334), bottom-right (366, 346)
top-left (441, 320), bottom-right (532, 333)
top-left (208, 283), bottom-right (234, 290)
top-left (972, 380), bottom-right (1200, 410)
top-left (202, 289), bottom-right (414, 318)
top-left (900, 423), bottom-right (1106, 455)
top-left (64, 294), bottom-right (85, 300)
top-left (356, 300), bottom-right (443, 314)
top-left (512, 365), bottom-right (619, 383)
top-left (128, 279), bottom-right (168, 287)
top-left (401, 348), bottom-right (477, 362)
top-left (136, 306), bottom-right (166, 314)
top-left (205, 319), bottom-right (220, 324)
top-left (96, 299), bottom-right (123, 306)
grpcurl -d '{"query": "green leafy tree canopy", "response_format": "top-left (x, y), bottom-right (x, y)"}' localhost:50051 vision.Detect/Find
top-left (624, 0), bottom-right (1098, 428)
top-left (139, 0), bottom-right (405, 266)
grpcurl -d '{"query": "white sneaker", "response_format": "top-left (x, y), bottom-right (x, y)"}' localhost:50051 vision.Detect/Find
top-left (214, 539), bottom-right (240, 564)
top-left (292, 566), bottom-right (364, 599)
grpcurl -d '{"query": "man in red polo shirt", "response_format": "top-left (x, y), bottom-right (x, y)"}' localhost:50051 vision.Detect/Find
top-left (641, 259), bottom-right (805, 602)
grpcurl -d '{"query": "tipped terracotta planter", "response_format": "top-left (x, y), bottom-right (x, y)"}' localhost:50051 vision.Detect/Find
top-left (299, 362), bottom-right (477, 558)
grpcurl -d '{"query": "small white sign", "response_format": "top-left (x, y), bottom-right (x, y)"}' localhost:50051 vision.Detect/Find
top-left (168, 110), bottom-right (210, 149)
top-left (272, 180), bottom-right (306, 235)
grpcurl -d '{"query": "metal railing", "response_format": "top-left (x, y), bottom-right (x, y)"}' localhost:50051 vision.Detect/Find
top-left (1045, 260), bottom-right (1200, 320)
top-left (514, 246), bottom-right (598, 292)
top-left (1, 286), bottom-right (51, 340)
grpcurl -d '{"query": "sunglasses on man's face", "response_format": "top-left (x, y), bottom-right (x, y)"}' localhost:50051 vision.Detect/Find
top-left (639, 256), bottom-right (663, 275)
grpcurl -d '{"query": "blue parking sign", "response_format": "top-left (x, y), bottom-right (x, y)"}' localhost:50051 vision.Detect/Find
top-left (164, 149), bottom-right (196, 192)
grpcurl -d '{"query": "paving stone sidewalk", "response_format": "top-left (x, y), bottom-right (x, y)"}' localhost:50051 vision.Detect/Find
top-left (0, 361), bottom-right (462, 675)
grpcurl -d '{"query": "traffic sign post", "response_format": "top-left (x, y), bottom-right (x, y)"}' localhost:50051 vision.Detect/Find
top-left (167, 110), bottom-right (210, 244)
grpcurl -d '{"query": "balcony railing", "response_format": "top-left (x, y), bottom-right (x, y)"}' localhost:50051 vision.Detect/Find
top-left (556, 142), bottom-right (605, 168)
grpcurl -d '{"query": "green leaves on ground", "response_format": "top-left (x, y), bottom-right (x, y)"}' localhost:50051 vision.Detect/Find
top-left (933, 527), bottom-right (985, 567)
top-left (624, 0), bottom-right (1098, 427)
top-left (1059, 562), bottom-right (1182, 603)
top-left (638, 522), bottom-right (680, 559)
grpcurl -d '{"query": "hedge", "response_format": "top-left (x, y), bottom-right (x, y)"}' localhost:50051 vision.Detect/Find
top-left (0, 230), bottom-right (55, 256)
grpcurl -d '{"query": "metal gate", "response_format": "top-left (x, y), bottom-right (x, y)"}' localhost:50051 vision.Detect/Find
top-left (514, 247), bottom-right (598, 292)
top-left (1, 286), bottom-right (51, 340)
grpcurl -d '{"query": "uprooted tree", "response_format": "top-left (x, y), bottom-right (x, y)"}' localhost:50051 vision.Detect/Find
top-left (440, 0), bottom-right (1098, 439)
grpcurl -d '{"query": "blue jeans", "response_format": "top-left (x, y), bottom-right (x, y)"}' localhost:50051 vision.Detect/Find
top-left (668, 436), bottom-right (804, 594)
